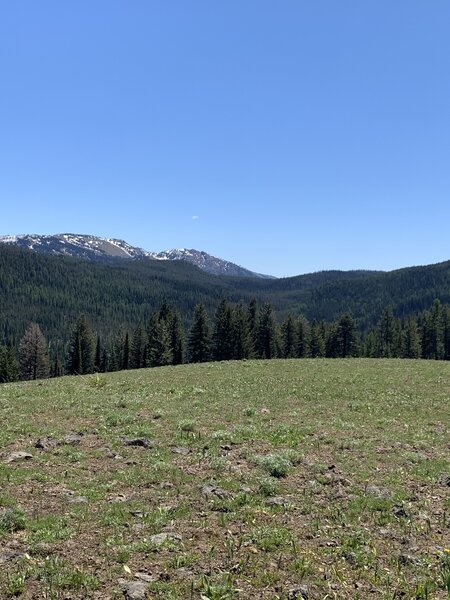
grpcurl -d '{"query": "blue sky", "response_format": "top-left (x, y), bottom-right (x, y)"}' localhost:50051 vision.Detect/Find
top-left (1, 1), bottom-right (449, 277)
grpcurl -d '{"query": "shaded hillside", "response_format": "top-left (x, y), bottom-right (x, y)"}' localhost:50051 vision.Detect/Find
top-left (2, 245), bottom-right (450, 343)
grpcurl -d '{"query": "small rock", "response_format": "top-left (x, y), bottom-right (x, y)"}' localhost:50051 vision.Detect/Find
top-left (35, 437), bottom-right (58, 450)
top-left (160, 482), bottom-right (174, 489)
top-left (240, 485), bottom-right (252, 494)
top-left (118, 579), bottom-right (149, 600)
top-left (0, 549), bottom-right (27, 564)
top-left (170, 446), bottom-right (190, 455)
top-left (265, 496), bottom-right (287, 507)
top-left (392, 505), bottom-right (407, 518)
top-left (201, 484), bottom-right (229, 499)
top-left (4, 451), bottom-right (33, 463)
top-left (220, 444), bottom-right (233, 452)
top-left (63, 433), bottom-right (83, 445)
top-left (437, 473), bottom-right (450, 487)
top-left (135, 572), bottom-right (155, 583)
top-left (123, 438), bottom-right (154, 449)
top-left (108, 494), bottom-right (128, 503)
top-left (366, 485), bottom-right (392, 500)
top-left (149, 532), bottom-right (182, 546)
top-left (68, 496), bottom-right (88, 504)
top-left (288, 584), bottom-right (309, 599)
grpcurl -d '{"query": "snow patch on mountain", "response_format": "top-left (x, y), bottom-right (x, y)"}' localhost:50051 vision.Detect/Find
top-left (0, 233), bottom-right (273, 278)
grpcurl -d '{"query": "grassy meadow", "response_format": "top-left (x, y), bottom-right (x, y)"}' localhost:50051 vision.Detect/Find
top-left (0, 359), bottom-right (449, 599)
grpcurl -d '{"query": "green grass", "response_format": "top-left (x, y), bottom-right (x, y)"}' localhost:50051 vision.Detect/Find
top-left (0, 358), bottom-right (449, 598)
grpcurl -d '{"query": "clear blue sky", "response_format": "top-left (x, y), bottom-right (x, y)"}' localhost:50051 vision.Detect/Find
top-left (1, 1), bottom-right (449, 277)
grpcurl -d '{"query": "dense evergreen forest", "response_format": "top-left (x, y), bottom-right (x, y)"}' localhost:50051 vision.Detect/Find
top-left (2, 296), bottom-right (450, 383)
top-left (2, 245), bottom-right (450, 345)
top-left (2, 244), bottom-right (450, 382)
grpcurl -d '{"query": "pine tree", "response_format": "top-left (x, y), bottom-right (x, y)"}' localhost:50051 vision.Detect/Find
top-left (169, 311), bottom-right (185, 365)
top-left (94, 336), bottom-right (102, 372)
top-left (247, 298), bottom-right (259, 358)
top-left (130, 322), bottom-right (148, 369)
top-left (255, 302), bottom-right (278, 359)
top-left (296, 315), bottom-right (310, 358)
top-left (376, 307), bottom-right (395, 357)
top-left (0, 344), bottom-right (19, 383)
top-left (212, 299), bottom-right (234, 361)
top-left (309, 321), bottom-right (325, 357)
top-left (188, 304), bottom-right (211, 363)
top-left (19, 322), bottom-right (50, 380)
top-left (281, 314), bottom-right (297, 358)
top-left (231, 301), bottom-right (251, 360)
top-left (421, 300), bottom-right (444, 359)
top-left (335, 313), bottom-right (357, 357)
top-left (402, 317), bottom-right (421, 358)
top-left (151, 319), bottom-right (173, 366)
top-left (66, 314), bottom-right (95, 375)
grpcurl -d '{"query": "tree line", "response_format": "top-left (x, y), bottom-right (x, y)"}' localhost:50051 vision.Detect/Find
top-left (1, 298), bottom-right (450, 383)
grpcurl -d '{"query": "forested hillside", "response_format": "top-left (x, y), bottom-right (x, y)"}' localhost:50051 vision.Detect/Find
top-left (2, 244), bottom-right (450, 345)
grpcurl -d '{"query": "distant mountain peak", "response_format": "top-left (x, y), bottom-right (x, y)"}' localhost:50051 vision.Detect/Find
top-left (0, 233), bottom-right (273, 278)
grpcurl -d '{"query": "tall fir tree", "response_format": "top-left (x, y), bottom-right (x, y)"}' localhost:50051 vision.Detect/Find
top-left (232, 301), bottom-right (251, 360)
top-left (19, 322), bottom-right (50, 380)
top-left (255, 302), bottom-right (279, 359)
top-left (188, 304), bottom-right (211, 363)
top-left (309, 320), bottom-right (325, 357)
top-left (376, 307), bottom-right (395, 357)
top-left (0, 344), bottom-right (19, 383)
top-left (281, 314), bottom-right (297, 358)
top-left (66, 314), bottom-right (95, 375)
top-left (296, 315), bottom-right (310, 358)
top-left (402, 317), bottom-right (421, 358)
top-left (212, 299), bottom-right (234, 361)
top-left (130, 322), bottom-right (148, 369)
top-left (169, 310), bottom-right (185, 365)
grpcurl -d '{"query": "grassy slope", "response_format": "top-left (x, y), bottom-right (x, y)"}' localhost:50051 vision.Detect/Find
top-left (0, 359), bottom-right (449, 599)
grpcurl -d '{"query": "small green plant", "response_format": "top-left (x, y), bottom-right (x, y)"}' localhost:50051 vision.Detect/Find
top-left (0, 507), bottom-right (26, 533)
top-left (199, 573), bottom-right (235, 599)
top-left (178, 419), bottom-right (196, 433)
top-left (258, 476), bottom-right (280, 497)
top-left (88, 374), bottom-right (107, 389)
top-left (257, 453), bottom-right (292, 478)
top-left (243, 407), bottom-right (255, 417)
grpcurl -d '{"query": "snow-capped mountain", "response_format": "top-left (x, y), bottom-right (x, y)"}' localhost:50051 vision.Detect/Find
top-left (0, 233), bottom-right (273, 278)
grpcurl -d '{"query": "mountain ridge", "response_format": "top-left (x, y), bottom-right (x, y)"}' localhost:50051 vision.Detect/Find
top-left (0, 233), bottom-right (274, 278)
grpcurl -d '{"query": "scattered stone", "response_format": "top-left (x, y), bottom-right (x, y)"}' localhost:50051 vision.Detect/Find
top-left (63, 433), bottom-right (83, 445)
top-left (366, 485), bottom-right (392, 500)
top-left (108, 494), bottom-right (128, 503)
top-left (220, 444), bottom-right (233, 452)
top-left (68, 496), bottom-right (88, 504)
top-left (149, 532), bottom-right (182, 546)
top-left (265, 496), bottom-right (287, 507)
top-left (4, 451), bottom-right (33, 463)
top-left (97, 447), bottom-right (117, 459)
top-left (240, 485), bottom-right (252, 494)
top-left (0, 549), bottom-right (27, 564)
top-left (160, 482), bottom-right (174, 489)
top-left (125, 459), bottom-right (138, 465)
top-left (135, 572), bottom-right (155, 583)
top-left (392, 505), bottom-right (407, 518)
top-left (35, 437), bottom-right (58, 450)
top-left (123, 438), bottom-right (154, 449)
top-left (437, 473), bottom-right (450, 487)
top-left (288, 584), bottom-right (309, 599)
top-left (201, 484), bottom-right (229, 499)
top-left (118, 579), bottom-right (149, 600)
top-left (170, 446), bottom-right (190, 455)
